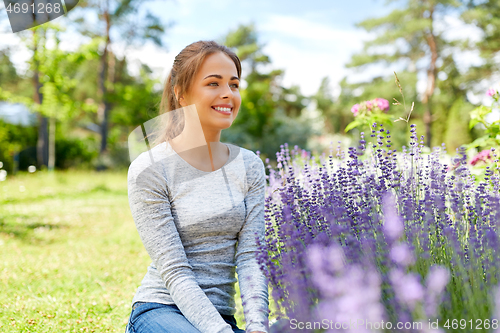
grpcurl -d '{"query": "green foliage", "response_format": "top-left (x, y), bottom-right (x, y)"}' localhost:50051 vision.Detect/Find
top-left (24, 24), bottom-right (99, 120)
top-left (221, 24), bottom-right (315, 160)
top-left (443, 97), bottom-right (472, 152)
top-left (462, 0), bottom-right (500, 80)
top-left (110, 64), bottom-right (163, 128)
top-left (349, 113), bottom-right (394, 132)
top-left (466, 90), bottom-right (500, 150)
top-left (55, 137), bottom-right (98, 170)
top-left (0, 49), bottom-right (19, 91)
top-left (0, 120), bottom-right (37, 173)
top-left (326, 72), bottom-right (419, 150)
top-left (348, 0), bottom-right (461, 69)
top-left (224, 23), bottom-right (270, 69)
top-left (313, 77), bottom-right (355, 136)
top-left (345, 0), bottom-right (471, 149)
top-left (0, 22), bottom-right (164, 170)
top-left (76, 0), bottom-right (168, 48)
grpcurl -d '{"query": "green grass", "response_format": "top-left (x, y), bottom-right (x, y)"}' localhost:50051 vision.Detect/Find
top-left (0, 170), bottom-right (250, 332)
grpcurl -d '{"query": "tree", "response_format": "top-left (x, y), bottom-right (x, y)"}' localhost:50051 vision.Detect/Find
top-left (461, 0), bottom-right (500, 88)
top-left (0, 50), bottom-right (38, 173)
top-left (0, 49), bottom-right (19, 90)
top-left (313, 77), bottom-right (349, 134)
top-left (223, 23), bottom-right (280, 141)
top-left (346, 0), bottom-right (463, 147)
top-left (73, 0), bottom-right (169, 154)
top-left (221, 24), bottom-right (314, 159)
top-left (2, 24), bottom-right (100, 170)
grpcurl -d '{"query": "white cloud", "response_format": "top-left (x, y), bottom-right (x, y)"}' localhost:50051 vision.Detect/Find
top-left (116, 41), bottom-right (174, 81)
top-left (259, 14), bottom-right (372, 96)
top-left (261, 14), bottom-right (370, 45)
top-left (262, 39), bottom-right (346, 96)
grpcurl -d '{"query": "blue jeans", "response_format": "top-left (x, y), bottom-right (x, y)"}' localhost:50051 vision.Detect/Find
top-left (125, 302), bottom-right (245, 333)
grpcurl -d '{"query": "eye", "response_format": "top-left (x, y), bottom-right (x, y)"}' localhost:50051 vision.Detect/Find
top-left (208, 82), bottom-right (218, 86)
top-left (230, 83), bottom-right (239, 89)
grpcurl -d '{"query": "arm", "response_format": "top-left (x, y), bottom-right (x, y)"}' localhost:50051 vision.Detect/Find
top-left (235, 155), bottom-right (270, 333)
top-left (128, 160), bottom-right (233, 333)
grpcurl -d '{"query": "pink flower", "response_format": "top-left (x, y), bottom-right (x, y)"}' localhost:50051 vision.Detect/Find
top-left (487, 88), bottom-right (497, 97)
top-left (469, 149), bottom-right (493, 166)
top-left (351, 104), bottom-right (360, 116)
top-left (365, 100), bottom-right (373, 110)
top-left (373, 98), bottom-right (390, 112)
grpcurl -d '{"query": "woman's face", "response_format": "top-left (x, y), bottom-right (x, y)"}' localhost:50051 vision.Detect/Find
top-left (178, 51), bottom-right (241, 132)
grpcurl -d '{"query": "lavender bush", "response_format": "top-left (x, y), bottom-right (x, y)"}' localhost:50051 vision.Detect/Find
top-left (257, 124), bottom-right (500, 332)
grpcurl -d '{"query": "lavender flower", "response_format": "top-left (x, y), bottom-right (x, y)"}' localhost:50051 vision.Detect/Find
top-left (425, 266), bottom-right (450, 317)
top-left (382, 192), bottom-right (404, 242)
top-left (389, 242), bottom-right (415, 267)
top-left (258, 123), bottom-right (500, 332)
top-left (390, 269), bottom-right (425, 311)
top-left (307, 243), bottom-right (386, 333)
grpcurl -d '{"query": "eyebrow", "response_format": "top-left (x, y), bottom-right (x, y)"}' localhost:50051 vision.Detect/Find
top-left (203, 74), bottom-right (240, 81)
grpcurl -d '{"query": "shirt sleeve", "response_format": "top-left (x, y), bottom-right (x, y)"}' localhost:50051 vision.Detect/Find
top-left (128, 159), bottom-right (233, 333)
top-left (235, 154), bottom-right (270, 333)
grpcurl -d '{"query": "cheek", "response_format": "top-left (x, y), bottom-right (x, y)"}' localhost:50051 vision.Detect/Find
top-left (235, 94), bottom-right (242, 108)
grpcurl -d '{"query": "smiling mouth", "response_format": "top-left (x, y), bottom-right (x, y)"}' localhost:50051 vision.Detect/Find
top-left (212, 106), bottom-right (232, 114)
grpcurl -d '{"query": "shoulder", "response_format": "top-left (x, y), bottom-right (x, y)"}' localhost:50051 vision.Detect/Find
top-left (128, 142), bottom-right (172, 184)
top-left (226, 144), bottom-right (265, 186)
top-left (228, 144), bottom-right (263, 168)
top-left (227, 144), bottom-right (264, 171)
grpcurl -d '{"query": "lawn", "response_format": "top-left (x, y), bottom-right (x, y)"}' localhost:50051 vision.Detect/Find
top-left (0, 170), bottom-right (247, 332)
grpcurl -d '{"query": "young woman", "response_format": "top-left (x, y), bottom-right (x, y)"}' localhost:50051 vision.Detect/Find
top-left (125, 41), bottom-right (269, 333)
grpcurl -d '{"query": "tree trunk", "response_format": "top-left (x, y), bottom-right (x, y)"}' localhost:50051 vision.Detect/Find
top-left (98, 7), bottom-right (112, 154)
top-left (48, 117), bottom-right (56, 171)
top-left (33, 29), bottom-right (48, 168)
top-left (37, 115), bottom-right (49, 167)
top-left (422, 6), bottom-right (438, 148)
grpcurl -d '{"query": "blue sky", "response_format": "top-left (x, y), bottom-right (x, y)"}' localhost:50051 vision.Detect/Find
top-left (120, 0), bottom-right (401, 96)
top-left (0, 0), bottom-right (402, 96)
top-left (0, 0), bottom-right (484, 98)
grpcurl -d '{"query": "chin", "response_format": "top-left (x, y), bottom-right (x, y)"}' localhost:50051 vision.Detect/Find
top-left (219, 123), bottom-right (233, 130)
top-left (213, 120), bottom-right (234, 130)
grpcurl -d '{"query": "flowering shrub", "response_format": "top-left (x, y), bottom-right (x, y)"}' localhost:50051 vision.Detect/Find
top-left (469, 149), bottom-right (494, 166)
top-left (346, 98), bottom-right (392, 133)
top-left (465, 87), bottom-right (500, 178)
top-left (351, 98), bottom-right (390, 117)
top-left (467, 86), bottom-right (500, 151)
top-left (258, 124), bottom-right (500, 332)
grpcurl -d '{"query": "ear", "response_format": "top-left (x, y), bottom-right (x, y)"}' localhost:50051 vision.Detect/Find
top-left (173, 86), bottom-right (187, 107)
top-left (178, 96), bottom-right (187, 107)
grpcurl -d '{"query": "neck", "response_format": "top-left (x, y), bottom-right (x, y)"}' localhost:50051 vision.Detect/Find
top-left (169, 106), bottom-right (225, 171)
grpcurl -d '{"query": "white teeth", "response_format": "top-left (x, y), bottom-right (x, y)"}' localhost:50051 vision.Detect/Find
top-left (214, 107), bottom-right (231, 112)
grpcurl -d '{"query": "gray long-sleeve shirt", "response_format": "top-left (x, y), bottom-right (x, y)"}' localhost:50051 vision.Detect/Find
top-left (127, 141), bottom-right (269, 333)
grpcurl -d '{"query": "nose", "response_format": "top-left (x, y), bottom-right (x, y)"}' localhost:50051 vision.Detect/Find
top-left (220, 84), bottom-right (234, 99)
